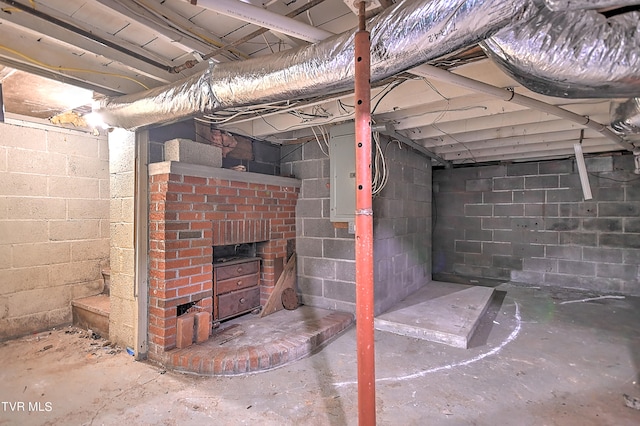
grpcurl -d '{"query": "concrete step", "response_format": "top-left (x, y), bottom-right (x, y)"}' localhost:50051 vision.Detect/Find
top-left (71, 294), bottom-right (110, 339)
top-left (374, 281), bottom-right (494, 349)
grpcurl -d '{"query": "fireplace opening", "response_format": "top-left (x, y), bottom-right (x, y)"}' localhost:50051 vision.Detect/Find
top-left (213, 243), bottom-right (256, 264)
top-left (177, 301), bottom-right (197, 317)
top-left (212, 242), bottom-right (262, 327)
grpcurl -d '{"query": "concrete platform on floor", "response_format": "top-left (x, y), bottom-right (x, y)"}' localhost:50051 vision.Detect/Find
top-left (374, 281), bottom-right (494, 348)
top-left (1, 282), bottom-right (639, 425)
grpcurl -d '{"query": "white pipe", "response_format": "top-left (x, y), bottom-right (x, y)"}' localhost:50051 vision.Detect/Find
top-left (194, 0), bottom-right (332, 43)
top-left (409, 64), bottom-right (635, 152)
top-left (574, 143), bottom-right (593, 200)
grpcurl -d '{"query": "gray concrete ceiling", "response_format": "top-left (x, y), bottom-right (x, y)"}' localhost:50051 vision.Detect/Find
top-left (0, 0), bottom-right (635, 164)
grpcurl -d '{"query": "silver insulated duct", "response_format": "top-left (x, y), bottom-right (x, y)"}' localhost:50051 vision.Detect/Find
top-left (543, 0), bottom-right (640, 10)
top-left (96, 0), bottom-right (530, 130)
top-left (480, 7), bottom-right (640, 98)
top-left (611, 98), bottom-right (640, 134)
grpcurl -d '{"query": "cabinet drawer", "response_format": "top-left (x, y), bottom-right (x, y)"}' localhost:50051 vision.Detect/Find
top-left (217, 272), bottom-right (259, 294)
top-left (215, 260), bottom-right (259, 281)
top-left (218, 287), bottom-right (260, 320)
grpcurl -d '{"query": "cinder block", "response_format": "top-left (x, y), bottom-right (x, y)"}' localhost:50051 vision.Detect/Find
top-left (558, 260), bottom-right (596, 276)
top-left (165, 138), bottom-right (222, 168)
top-left (0, 221), bottom-right (48, 244)
top-left (599, 202), bottom-right (640, 217)
top-left (545, 218), bottom-right (579, 231)
top-left (464, 228), bottom-right (493, 241)
top-left (110, 171), bottom-right (135, 199)
top-left (513, 243), bottom-right (545, 257)
top-left (559, 203), bottom-right (597, 217)
top-left (585, 156), bottom-right (613, 173)
top-left (68, 156), bottom-right (107, 179)
top-left (455, 240), bottom-right (482, 254)
top-left (324, 280), bottom-right (356, 303)
top-left (591, 186), bottom-right (624, 201)
top-left (559, 232), bottom-right (597, 247)
top-left (176, 314), bottom-right (194, 349)
top-left (323, 239), bottom-right (355, 260)
top-left (0, 122), bottom-right (46, 150)
top-left (50, 176), bottom-right (100, 198)
top-left (280, 145), bottom-right (302, 163)
top-left (546, 245), bottom-right (582, 260)
top-left (0, 172), bottom-right (48, 196)
top-left (625, 218), bottom-right (640, 233)
top-left (194, 311), bottom-right (211, 343)
top-left (335, 260), bottom-right (356, 282)
top-left (466, 178), bottom-right (492, 192)
top-left (493, 255), bottom-right (522, 269)
top-left (507, 162), bottom-right (538, 176)
top-left (539, 159), bottom-right (572, 175)
top-left (68, 199), bottom-right (109, 220)
top-left (525, 175), bottom-right (559, 189)
top-left (596, 261), bottom-right (634, 281)
top-left (465, 204), bottom-right (493, 217)
top-left (583, 247), bottom-right (622, 263)
top-left (296, 199), bottom-right (323, 218)
top-left (494, 204), bottom-right (524, 217)
top-left (523, 257), bottom-right (557, 273)
top-left (512, 190), bottom-right (545, 203)
top-left (483, 191), bottom-right (513, 203)
top-left (627, 185), bottom-right (640, 201)
top-left (510, 270), bottom-right (544, 284)
top-left (546, 188), bottom-right (583, 203)
top-left (303, 256), bottom-right (336, 279)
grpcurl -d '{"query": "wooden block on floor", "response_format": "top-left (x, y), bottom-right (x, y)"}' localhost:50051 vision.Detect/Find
top-left (194, 312), bottom-right (211, 343)
top-left (176, 314), bottom-right (195, 349)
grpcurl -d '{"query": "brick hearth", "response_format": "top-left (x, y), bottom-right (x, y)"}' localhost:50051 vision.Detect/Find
top-left (147, 161), bottom-right (300, 362)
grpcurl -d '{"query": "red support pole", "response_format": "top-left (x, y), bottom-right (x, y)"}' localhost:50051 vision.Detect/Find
top-left (354, 2), bottom-right (375, 425)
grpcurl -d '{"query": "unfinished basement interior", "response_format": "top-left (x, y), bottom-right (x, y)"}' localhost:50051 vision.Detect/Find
top-left (0, 0), bottom-right (639, 424)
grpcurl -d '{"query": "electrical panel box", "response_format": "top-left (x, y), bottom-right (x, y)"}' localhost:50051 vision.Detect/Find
top-left (329, 122), bottom-right (356, 223)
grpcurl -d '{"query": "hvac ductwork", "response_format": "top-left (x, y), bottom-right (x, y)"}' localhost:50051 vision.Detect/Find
top-left (96, 0), bottom-right (530, 130)
top-left (480, 7), bottom-right (640, 98)
top-left (611, 98), bottom-right (640, 134)
top-left (543, 0), bottom-right (640, 10)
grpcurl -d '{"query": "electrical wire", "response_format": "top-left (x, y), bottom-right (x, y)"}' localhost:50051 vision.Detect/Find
top-left (588, 171), bottom-right (640, 183)
top-left (310, 125), bottom-right (329, 156)
top-left (130, 0), bottom-right (249, 60)
top-left (431, 122), bottom-right (477, 163)
top-left (0, 44), bottom-right (150, 90)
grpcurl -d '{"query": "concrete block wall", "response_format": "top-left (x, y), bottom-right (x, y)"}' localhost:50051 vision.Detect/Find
top-left (0, 121), bottom-right (109, 340)
top-left (433, 153), bottom-right (640, 295)
top-left (281, 137), bottom-right (432, 315)
top-left (108, 129), bottom-right (137, 348)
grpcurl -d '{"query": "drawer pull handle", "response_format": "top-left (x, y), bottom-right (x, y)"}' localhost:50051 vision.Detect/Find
top-left (237, 266), bottom-right (243, 273)
top-left (239, 297), bottom-right (246, 304)
top-left (237, 280), bottom-right (242, 286)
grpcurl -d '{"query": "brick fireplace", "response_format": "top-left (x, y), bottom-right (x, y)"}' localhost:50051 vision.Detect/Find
top-left (147, 161), bottom-right (300, 361)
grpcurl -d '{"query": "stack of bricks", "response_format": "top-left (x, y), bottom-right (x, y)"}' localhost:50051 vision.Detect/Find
top-left (176, 310), bottom-right (211, 348)
top-left (148, 170), bottom-right (299, 360)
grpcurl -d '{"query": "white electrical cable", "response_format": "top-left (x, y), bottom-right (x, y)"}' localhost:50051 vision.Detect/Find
top-left (311, 126), bottom-right (329, 156)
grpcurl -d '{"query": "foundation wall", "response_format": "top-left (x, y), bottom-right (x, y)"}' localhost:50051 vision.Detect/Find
top-left (0, 121), bottom-right (109, 340)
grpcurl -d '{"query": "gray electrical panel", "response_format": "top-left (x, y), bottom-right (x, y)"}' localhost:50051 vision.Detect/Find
top-left (329, 122), bottom-right (356, 224)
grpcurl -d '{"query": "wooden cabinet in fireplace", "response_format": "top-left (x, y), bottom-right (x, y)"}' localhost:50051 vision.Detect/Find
top-left (213, 257), bottom-right (261, 325)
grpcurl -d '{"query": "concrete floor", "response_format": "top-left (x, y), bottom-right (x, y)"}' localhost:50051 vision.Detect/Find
top-left (1, 282), bottom-right (639, 425)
